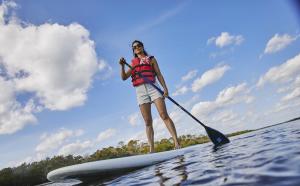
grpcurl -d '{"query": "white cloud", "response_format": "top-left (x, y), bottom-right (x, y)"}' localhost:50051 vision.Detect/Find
top-left (58, 140), bottom-right (93, 156)
top-left (74, 129), bottom-right (85, 136)
top-left (97, 59), bottom-right (113, 80)
top-left (209, 48), bottom-right (234, 59)
top-left (270, 96), bottom-right (300, 115)
top-left (181, 70), bottom-right (198, 81)
top-left (2, 23), bottom-right (98, 111)
top-left (211, 110), bottom-right (238, 123)
top-left (0, 77), bottom-right (37, 134)
top-left (192, 65), bottom-right (230, 92)
top-left (294, 75), bottom-right (300, 85)
top-left (172, 70), bottom-right (197, 96)
top-left (264, 34), bottom-right (298, 54)
top-left (257, 53), bottom-right (300, 87)
top-left (0, 1), bottom-right (111, 134)
top-left (0, 1), bottom-right (16, 24)
top-left (216, 83), bottom-right (251, 104)
top-left (258, 72), bottom-right (300, 127)
top-left (191, 101), bottom-right (218, 118)
top-left (191, 83), bottom-right (253, 117)
top-left (281, 87), bottom-right (300, 102)
top-left (277, 86), bottom-right (291, 94)
top-left (5, 128), bottom-right (88, 166)
top-left (245, 96), bottom-right (255, 104)
top-left (172, 86), bottom-right (189, 96)
top-left (128, 112), bottom-right (141, 126)
top-left (208, 32), bottom-right (244, 48)
top-left (35, 128), bottom-right (83, 154)
top-left (207, 37), bottom-right (216, 45)
top-left (96, 128), bottom-right (117, 142)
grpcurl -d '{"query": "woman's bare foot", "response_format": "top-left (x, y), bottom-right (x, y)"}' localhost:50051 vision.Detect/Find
top-left (174, 143), bottom-right (181, 150)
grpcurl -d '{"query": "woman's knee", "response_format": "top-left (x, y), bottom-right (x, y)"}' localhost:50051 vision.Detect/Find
top-left (144, 118), bottom-right (153, 126)
top-left (159, 112), bottom-right (169, 121)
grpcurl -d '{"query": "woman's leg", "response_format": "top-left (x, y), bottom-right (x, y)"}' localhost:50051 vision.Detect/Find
top-left (139, 103), bottom-right (155, 153)
top-left (153, 98), bottom-right (181, 149)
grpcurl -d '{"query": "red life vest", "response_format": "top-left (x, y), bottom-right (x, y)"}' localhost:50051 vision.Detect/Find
top-left (131, 56), bottom-right (156, 87)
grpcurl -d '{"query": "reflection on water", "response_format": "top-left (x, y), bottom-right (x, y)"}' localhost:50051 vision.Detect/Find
top-left (45, 120), bottom-right (300, 186)
top-left (153, 156), bottom-right (188, 185)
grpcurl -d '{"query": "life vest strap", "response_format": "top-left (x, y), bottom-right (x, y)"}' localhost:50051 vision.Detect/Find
top-left (131, 75), bottom-right (155, 82)
top-left (132, 70), bottom-right (156, 76)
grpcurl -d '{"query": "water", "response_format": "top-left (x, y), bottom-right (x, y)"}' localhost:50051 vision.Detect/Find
top-left (45, 120), bottom-right (300, 186)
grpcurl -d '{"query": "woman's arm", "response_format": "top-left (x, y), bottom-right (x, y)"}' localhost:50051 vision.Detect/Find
top-left (119, 57), bottom-right (132, 80)
top-left (151, 57), bottom-right (169, 97)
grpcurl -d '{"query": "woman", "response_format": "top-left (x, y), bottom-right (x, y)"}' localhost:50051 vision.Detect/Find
top-left (119, 40), bottom-right (180, 153)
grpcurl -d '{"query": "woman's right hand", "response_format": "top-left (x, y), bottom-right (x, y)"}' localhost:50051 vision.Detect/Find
top-left (119, 57), bottom-right (126, 66)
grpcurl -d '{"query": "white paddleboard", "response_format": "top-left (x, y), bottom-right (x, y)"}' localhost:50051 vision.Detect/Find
top-left (47, 145), bottom-right (198, 182)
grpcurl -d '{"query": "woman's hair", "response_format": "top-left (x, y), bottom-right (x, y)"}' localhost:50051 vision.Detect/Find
top-left (132, 40), bottom-right (149, 58)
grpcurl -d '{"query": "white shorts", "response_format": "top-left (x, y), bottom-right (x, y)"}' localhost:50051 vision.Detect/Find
top-left (135, 82), bottom-right (163, 105)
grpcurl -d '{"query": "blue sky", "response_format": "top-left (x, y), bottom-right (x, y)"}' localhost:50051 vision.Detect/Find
top-left (0, 0), bottom-right (300, 169)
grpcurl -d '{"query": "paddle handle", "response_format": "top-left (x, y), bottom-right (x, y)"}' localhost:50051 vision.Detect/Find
top-left (123, 61), bottom-right (207, 128)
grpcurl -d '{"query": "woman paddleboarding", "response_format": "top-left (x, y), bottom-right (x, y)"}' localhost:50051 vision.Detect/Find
top-left (119, 40), bottom-right (181, 153)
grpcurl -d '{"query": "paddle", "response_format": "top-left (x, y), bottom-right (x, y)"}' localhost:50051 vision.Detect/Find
top-left (123, 61), bottom-right (230, 147)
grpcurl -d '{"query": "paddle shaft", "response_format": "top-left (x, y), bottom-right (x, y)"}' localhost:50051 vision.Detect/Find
top-left (124, 61), bottom-right (207, 128)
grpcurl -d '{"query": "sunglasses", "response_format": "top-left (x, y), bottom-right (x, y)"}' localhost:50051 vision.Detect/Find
top-left (132, 44), bottom-right (142, 50)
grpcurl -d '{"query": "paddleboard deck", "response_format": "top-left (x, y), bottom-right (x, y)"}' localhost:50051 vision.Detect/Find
top-left (47, 145), bottom-right (198, 182)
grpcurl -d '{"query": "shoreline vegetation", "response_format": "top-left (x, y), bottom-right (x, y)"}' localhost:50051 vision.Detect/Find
top-left (0, 117), bottom-right (299, 186)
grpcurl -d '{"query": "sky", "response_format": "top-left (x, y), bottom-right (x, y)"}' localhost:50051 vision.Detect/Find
top-left (0, 0), bottom-right (300, 169)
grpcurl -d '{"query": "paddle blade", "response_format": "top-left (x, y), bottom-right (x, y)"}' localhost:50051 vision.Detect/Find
top-left (205, 126), bottom-right (230, 146)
